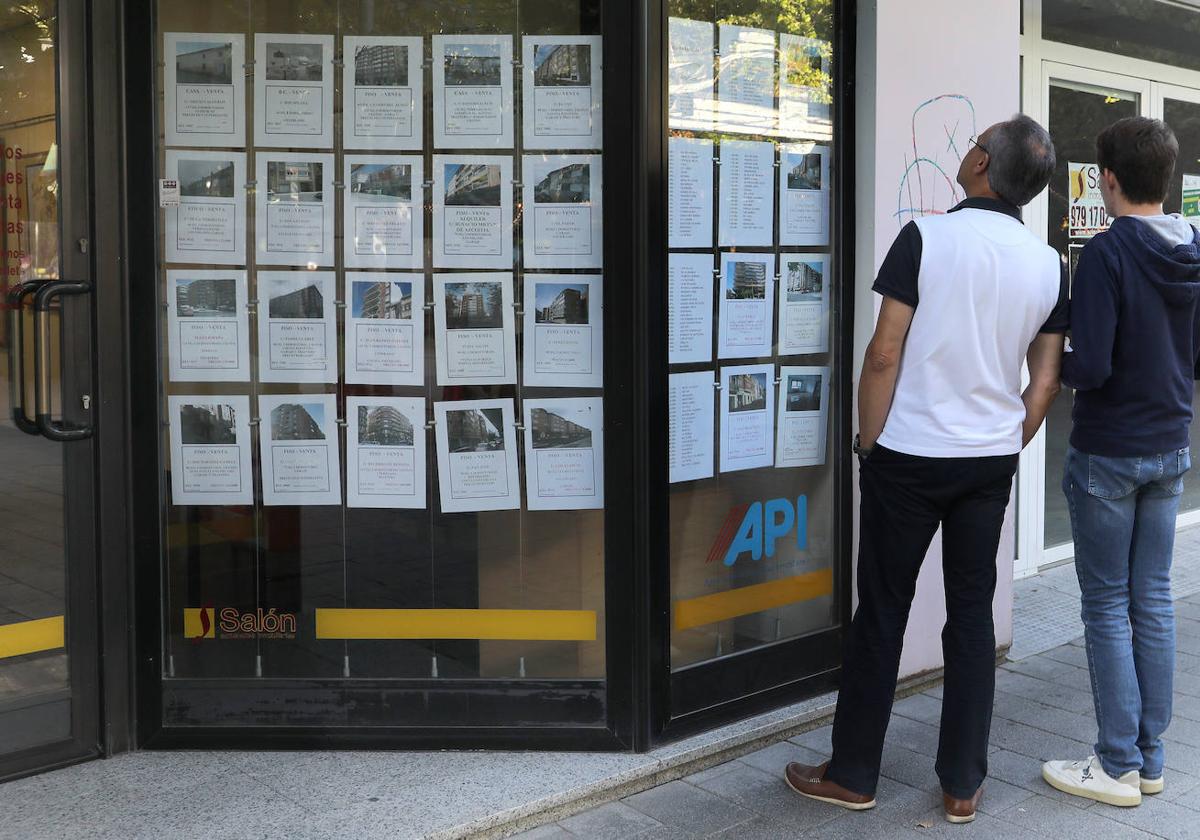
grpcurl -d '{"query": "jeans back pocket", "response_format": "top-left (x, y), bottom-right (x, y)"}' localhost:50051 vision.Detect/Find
top-left (1087, 453), bottom-right (1141, 500)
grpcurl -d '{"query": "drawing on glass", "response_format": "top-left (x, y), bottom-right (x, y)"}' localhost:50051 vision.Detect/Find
top-left (897, 94), bottom-right (977, 225)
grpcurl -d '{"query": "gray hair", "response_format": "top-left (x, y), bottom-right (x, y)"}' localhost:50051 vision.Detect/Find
top-left (985, 114), bottom-right (1056, 207)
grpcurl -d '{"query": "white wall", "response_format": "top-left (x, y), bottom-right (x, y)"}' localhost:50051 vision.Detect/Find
top-left (854, 0), bottom-right (1021, 678)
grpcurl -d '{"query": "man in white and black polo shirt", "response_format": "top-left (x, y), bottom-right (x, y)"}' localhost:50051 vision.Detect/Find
top-left (786, 115), bottom-right (1068, 823)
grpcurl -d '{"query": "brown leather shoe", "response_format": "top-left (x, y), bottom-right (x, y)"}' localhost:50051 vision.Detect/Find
top-left (943, 787), bottom-right (983, 824)
top-left (784, 761), bottom-right (876, 811)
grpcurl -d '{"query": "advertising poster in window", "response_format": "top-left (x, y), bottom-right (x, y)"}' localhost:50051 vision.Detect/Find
top-left (166, 269), bottom-right (250, 382)
top-left (343, 36), bottom-right (423, 150)
top-left (343, 155), bottom-right (423, 269)
top-left (1068, 162), bottom-right (1111, 238)
top-left (779, 34), bottom-right (831, 140)
top-left (163, 150), bottom-right (246, 265)
top-left (718, 139), bottom-right (774, 247)
top-left (668, 17), bottom-right (715, 131)
top-left (522, 36), bottom-right (603, 150)
top-left (523, 397), bottom-right (604, 511)
top-left (344, 272), bottom-right (424, 386)
top-left (719, 363), bottom-right (775, 473)
top-left (668, 136), bottom-right (714, 249)
top-left (778, 254), bottom-right (829, 355)
top-left (255, 153), bottom-right (335, 267)
top-left (523, 273), bottom-right (603, 388)
top-left (346, 396), bottom-right (427, 509)
top-left (259, 393), bottom-right (342, 506)
top-left (775, 365), bottom-right (829, 468)
top-left (167, 394), bottom-right (253, 506)
top-left (668, 253), bottom-right (714, 364)
top-left (432, 34), bottom-right (514, 149)
top-left (433, 398), bottom-right (521, 513)
top-left (717, 251), bottom-right (774, 359)
top-left (257, 270), bottom-right (338, 384)
top-left (431, 154), bottom-right (514, 269)
top-left (1184, 174), bottom-right (1200, 225)
top-left (163, 32), bottom-right (245, 147)
top-left (779, 143), bottom-right (830, 246)
top-left (716, 25), bottom-right (776, 135)
top-left (523, 154), bottom-right (603, 269)
top-left (432, 272), bottom-right (517, 385)
top-left (253, 33), bottom-right (334, 148)
top-left (669, 370), bottom-right (715, 483)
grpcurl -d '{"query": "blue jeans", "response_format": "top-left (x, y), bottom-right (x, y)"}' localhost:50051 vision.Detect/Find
top-left (1063, 444), bottom-right (1188, 780)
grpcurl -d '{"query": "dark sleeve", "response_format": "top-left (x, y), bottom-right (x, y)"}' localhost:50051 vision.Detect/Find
top-left (871, 221), bottom-right (922, 307)
top-left (1061, 242), bottom-right (1119, 392)
top-left (1038, 260), bottom-right (1070, 334)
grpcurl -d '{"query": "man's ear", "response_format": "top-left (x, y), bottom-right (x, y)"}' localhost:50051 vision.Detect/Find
top-left (1102, 168), bottom-right (1121, 197)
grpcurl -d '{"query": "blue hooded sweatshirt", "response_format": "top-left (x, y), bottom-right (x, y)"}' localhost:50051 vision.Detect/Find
top-left (1063, 214), bottom-right (1200, 457)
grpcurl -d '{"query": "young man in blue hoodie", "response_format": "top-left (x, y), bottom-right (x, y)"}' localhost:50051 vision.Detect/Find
top-left (1043, 117), bottom-right (1200, 807)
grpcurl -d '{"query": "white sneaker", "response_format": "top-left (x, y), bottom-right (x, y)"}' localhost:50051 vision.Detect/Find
top-left (1041, 756), bottom-right (1142, 807)
top-left (1141, 775), bottom-right (1165, 795)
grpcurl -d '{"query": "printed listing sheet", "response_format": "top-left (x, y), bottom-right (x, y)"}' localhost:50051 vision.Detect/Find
top-left (667, 17), bottom-right (715, 131)
top-left (432, 34), bottom-right (514, 149)
top-left (434, 398), bottom-right (521, 513)
top-left (164, 150), bottom-right (246, 265)
top-left (343, 155), bottom-right (423, 269)
top-left (256, 270), bottom-right (338, 383)
top-left (344, 272), bottom-right (424, 386)
top-left (668, 136), bottom-right (714, 249)
top-left (255, 152), bottom-right (335, 267)
top-left (163, 33), bottom-right (245, 147)
top-left (522, 36), bottom-right (603, 150)
top-left (717, 251), bottom-right (775, 359)
top-left (433, 272), bottom-right (517, 386)
top-left (668, 253), bottom-right (714, 364)
top-left (523, 397), bottom-right (604, 511)
top-left (778, 254), bottom-right (830, 355)
top-left (718, 139), bottom-right (774, 247)
top-left (346, 396), bottom-right (427, 509)
top-left (523, 273), bottom-right (603, 388)
top-left (668, 370), bottom-right (715, 483)
top-left (776, 365), bottom-right (830, 468)
top-left (259, 393), bottom-right (342, 506)
top-left (167, 394), bottom-right (253, 506)
top-left (1183, 173), bottom-right (1200, 225)
top-left (432, 154), bottom-right (514, 269)
top-left (719, 363), bottom-right (775, 473)
top-left (523, 154), bottom-right (603, 270)
top-left (779, 35), bottom-right (831, 140)
top-left (166, 269), bottom-right (250, 382)
top-left (253, 33), bottom-right (334, 148)
top-left (716, 25), bottom-right (776, 135)
top-left (779, 143), bottom-right (831, 246)
top-left (343, 36), bottom-right (423, 150)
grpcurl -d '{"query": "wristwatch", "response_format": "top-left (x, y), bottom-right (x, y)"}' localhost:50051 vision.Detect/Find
top-left (852, 434), bottom-right (872, 458)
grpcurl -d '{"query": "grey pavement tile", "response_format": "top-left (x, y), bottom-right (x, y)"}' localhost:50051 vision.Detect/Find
top-left (788, 724), bottom-right (832, 754)
top-left (509, 825), bottom-right (575, 839)
top-left (1090, 794), bottom-right (1200, 840)
top-left (891, 691), bottom-right (943, 726)
top-left (994, 668), bottom-right (1095, 711)
top-left (1175, 601), bottom-right (1200, 622)
top-left (1175, 690), bottom-right (1200, 723)
top-left (1002, 654), bottom-right (1089, 685)
top-left (974, 778), bottom-right (1036, 816)
top-left (896, 806), bottom-right (1044, 839)
top-left (684, 760), bottom-right (740, 787)
top-left (879, 745), bottom-right (939, 793)
top-left (797, 808), bottom-right (930, 840)
top-left (1152, 768), bottom-right (1200, 804)
top-left (988, 717), bottom-right (1094, 763)
top-left (691, 759), bottom-right (843, 833)
top-left (624, 780), bottom-right (755, 837)
top-left (997, 794), bottom-right (1157, 839)
top-left (1040, 644), bottom-right (1091, 669)
top-left (558, 801), bottom-right (665, 840)
top-left (1165, 714), bottom-right (1200, 747)
top-left (627, 826), bottom-right (693, 840)
top-left (1165, 741), bottom-right (1200, 776)
top-left (736, 739), bottom-right (826, 776)
top-left (991, 690), bottom-right (1098, 744)
top-left (882, 714), bottom-right (942, 759)
top-left (1175, 649), bottom-right (1200, 673)
top-left (705, 816), bottom-right (797, 839)
top-left (1174, 670), bottom-right (1200, 699)
top-left (867, 775), bottom-right (943, 824)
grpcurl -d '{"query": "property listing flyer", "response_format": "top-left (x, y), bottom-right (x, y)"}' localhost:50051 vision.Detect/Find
top-left (778, 34), bottom-right (831, 140)
top-left (668, 137), bottom-right (714, 249)
top-left (253, 33), bottom-right (334, 148)
top-left (1183, 173), bottom-right (1200, 225)
top-left (432, 154), bottom-right (514, 269)
top-left (667, 17), bottom-right (716, 131)
top-left (163, 150), bottom-right (246, 265)
top-left (776, 365), bottom-right (830, 468)
top-left (523, 397), bottom-right (604, 511)
top-left (523, 154), bottom-right (603, 269)
top-left (165, 269), bottom-right (250, 382)
top-left (778, 254), bottom-right (830, 355)
top-left (346, 396), bottom-right (427, 509)
top-left (259, 393), bottom-right (342, 506)
top-left (1068, 161), bottom-right (1111, 238)
top-left (343, 36), bottom-right (424, 150)
top-left (717, 251), bottom-right (775, 359)
top-left (343, 155), bottom-right (424, 269)
top-left (163, 32), bottom-right (245, 147)
top-left (256, 270), bottom-right (338, 384)
top-left (719, 363), bottom-right (775, 473)
top-left (668, 253), bottom-right (714, 364)
top-left (779, 143), bottom-right (830, 246)
top-left (523, 273), bottom-right (603, 388)
top-left (167, 394), bottom-right (253, 506)
top-left (432, 34), bottom-right (514, 149)
top-left (716, 25), bottom-right (776, 135)
top-left (344, 272), bottom-right (424, 386)
top-left (433, 398), bottom-right (521, 513)
top-left (432, 272), bottom-right (517, 385)
top-left (255, 153), bottom-right (335, 267)
top-left (522, 36), bottom-right (603, 150)
top-left (718, 139), bottom-right (774, 247)
top-left (669, 370), bottom-right (715, 483)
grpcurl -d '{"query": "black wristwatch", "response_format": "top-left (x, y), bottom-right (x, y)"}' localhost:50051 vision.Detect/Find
top-left (852, 434), bottom-right (873, 458)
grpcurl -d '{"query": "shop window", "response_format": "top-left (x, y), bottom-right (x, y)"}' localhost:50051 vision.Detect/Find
top-left (1043, 0), bottom-right (1200, 73)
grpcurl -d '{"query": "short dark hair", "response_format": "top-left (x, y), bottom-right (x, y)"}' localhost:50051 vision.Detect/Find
top-left (1096, 117), bottom-right (1178, 204)
top-left (986, 115), bottom-right (1056, 207)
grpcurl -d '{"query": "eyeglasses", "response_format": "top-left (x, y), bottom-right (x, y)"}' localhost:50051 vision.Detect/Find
top-left (968, 135), bottom-right (990, 156)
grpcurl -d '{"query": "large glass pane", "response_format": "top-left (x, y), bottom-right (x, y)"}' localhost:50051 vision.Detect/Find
top-left (1044, 0), bottom-right (1200, 74)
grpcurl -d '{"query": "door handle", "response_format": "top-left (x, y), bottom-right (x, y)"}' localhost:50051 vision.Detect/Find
top-left (7, 280), bottom-right (42, 435)
top-left (33, 279), bottom-right (92, 442)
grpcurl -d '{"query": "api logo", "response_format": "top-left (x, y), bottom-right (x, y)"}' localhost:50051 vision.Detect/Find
top-left (707, 496), bottom-right (807, 567)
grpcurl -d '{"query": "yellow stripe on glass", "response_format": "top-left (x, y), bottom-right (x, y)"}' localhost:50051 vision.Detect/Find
top-left (0, 615), bottom-right (65, 658)
top-left (673, 569), bottom-right (834, 631)
top-left (315, 608), bottom-right (597, 641)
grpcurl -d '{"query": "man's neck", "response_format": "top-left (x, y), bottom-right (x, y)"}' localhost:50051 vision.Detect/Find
top-left (963, 186), bottom-right (1006, 203)
top-left (1113, 202), bottom-right (1166, 218)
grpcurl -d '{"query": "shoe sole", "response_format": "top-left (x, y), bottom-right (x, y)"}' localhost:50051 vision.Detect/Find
top-left (1041, 766), bottom-right (1141, 807)
top-left (784, 774), bottom-right (876, 811)
top-left (1141, 777), bottom-right (1164, 795)
top-left (944, 811), bottom-right (976, 824)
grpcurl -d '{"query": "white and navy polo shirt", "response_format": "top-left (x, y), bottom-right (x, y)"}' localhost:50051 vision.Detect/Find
top-left (874, 197), bottom-right (1068, 458)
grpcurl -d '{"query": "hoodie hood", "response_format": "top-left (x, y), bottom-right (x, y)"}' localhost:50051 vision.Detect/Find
top-left (1107, 215), bottom-right (1200, 306)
